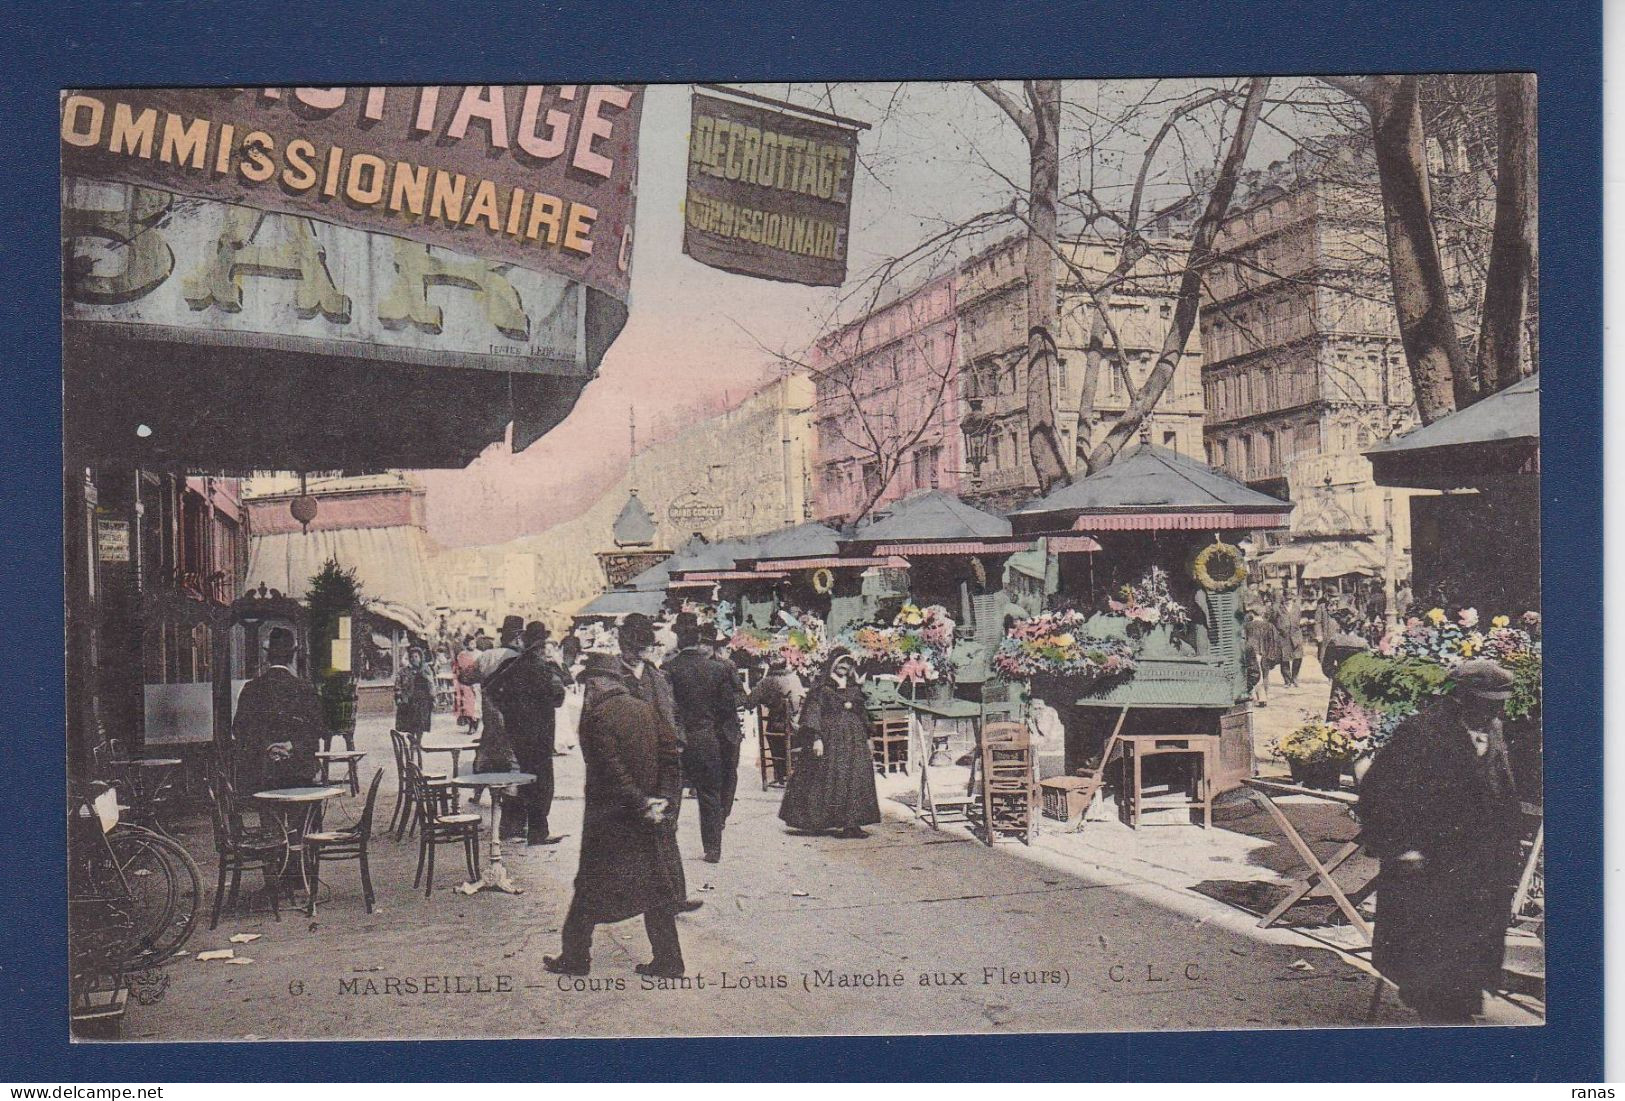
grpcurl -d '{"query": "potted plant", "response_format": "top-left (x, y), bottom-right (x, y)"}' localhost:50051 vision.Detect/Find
top-left (1270, 721), bottom-right (1356, 790)
top-left (306, 557), bottom-right (362, 746)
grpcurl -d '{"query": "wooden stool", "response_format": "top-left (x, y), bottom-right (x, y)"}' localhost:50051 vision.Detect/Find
top-left (978, 721), bottom-right (1036, 844)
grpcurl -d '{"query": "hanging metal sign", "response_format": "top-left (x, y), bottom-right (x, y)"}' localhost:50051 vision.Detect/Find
top-left (683, 89), bottom-right (863, 287)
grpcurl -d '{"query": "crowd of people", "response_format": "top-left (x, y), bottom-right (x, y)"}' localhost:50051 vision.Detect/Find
top-left (219, 574), bottom-right (1527, 1019)
top-left (1241, 581), bottom-right (1413, 705)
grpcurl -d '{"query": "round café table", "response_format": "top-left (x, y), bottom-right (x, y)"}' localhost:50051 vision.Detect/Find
top-left (448, 771), bottom-right (535, 895)
top-left (420, 736), bottom-right (479, 780)
top-left (253, 785), bottom-right (349, 911)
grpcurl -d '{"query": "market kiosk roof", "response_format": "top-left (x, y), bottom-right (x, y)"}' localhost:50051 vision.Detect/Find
top-left (748, 521), bottom-right (843, 560)
top-left (1367, 374), bottom-right (1540, 489)
top-left (1010, 444), bottom-right (1290, 532)
top-left (578, 588), bottom-right (667, 619)
top-left (849, 490), bottom-right (1012, 543)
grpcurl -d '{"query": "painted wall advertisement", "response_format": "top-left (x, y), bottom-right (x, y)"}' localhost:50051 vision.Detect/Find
top-left (683, 92), bottom-right (859, 287)
top-left (60, 86), bottom-right (643, 374)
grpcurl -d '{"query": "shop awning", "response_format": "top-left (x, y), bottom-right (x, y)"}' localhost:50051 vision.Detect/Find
top-left (676, 570), bottom-right (790, 582)
top-left (1071, 510), bottom-right (1285, 532)
top-left (1045, 534), bottom-right (1104, 553)
top-left (750, 555), bottom-right (907, 572)
top-left (245, 519), bottom-right (435, 636)
top-left (1259, 539), bottom-right (1385, 580)
top-left (873, 540), bottom-right (1024, 556)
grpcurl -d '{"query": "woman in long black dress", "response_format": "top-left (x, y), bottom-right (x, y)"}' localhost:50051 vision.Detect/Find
top-left (779, 649), bottom-right (882, 838)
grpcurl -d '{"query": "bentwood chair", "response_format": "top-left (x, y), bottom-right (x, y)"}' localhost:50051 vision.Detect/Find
top-left (389, 729), bottom-right (447, 841)
top-left (204, 777), bottom-right (286, 928)
top-left (406, 758), bottom-right (480, 897)
top-left (303, 769), bottom-right (385, 915)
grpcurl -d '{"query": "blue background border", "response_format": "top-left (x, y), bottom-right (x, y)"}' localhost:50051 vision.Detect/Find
top-left (1, 0), bottom-right (1602, 1081)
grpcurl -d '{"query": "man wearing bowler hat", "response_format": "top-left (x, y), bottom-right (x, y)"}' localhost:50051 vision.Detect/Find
top-left (1358, 658), bottom-right (1526, 1023)
top-left (483, 621), bottom-right (571, 845)
top-left (580, 613), bottom-right (699, 912)
top-left (231, 626), bottom-right (324, 794)
top-left (663, 618), bottom-right (745, 863)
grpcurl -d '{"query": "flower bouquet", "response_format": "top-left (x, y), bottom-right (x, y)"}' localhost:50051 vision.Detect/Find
top-left (778, 612), bottom-right (830, 673)
top-left (839, 603), bottom-right (956, 685)
top-left (991, 608), bottom-right (1138, 688)
top-left (1270, 721), bottom-right (1357, 789)
top-left (727, 612), bottom-right (830, 673)
top-left (1106, 567), bottom-right (1190, 638)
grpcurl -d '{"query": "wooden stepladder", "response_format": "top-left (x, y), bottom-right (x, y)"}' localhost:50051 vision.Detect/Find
top-left (756, 706), bottom-right (792, 790)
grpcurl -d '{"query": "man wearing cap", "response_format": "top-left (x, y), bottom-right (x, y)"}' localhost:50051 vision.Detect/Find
top-left (1357, 658), bottom-right (1525, 1023)
top-left (664, 619), bottom-right (745, 863)
top-left (483, 621), bottom-right (571, 845)
top-left (231, 626), bottom-right (324, 794)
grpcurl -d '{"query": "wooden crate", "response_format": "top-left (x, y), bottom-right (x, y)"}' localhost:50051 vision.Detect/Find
top-left (1039, 775), bottom-right (1094, 823)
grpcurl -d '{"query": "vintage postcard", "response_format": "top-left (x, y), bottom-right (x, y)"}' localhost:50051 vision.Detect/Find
top-left (62, 75), bottom-right (1543, 1042)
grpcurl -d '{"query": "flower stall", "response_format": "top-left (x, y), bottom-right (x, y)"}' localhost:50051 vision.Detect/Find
top-left (1332, 606), bottom-right (1543, 798)
top-left (1005, 443), bottom-right (1294, 800)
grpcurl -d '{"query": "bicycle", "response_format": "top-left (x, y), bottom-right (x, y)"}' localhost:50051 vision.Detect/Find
top-left (69, 782), bottom-right (203, 1003)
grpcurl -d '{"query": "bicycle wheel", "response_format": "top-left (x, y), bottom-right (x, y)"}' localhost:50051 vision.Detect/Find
top-left (118, 825), bottom-right (203, 963)
top-left (106, 827), bottom-right (201, 967)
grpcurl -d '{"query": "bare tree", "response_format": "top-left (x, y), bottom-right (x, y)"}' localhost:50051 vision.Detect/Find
top-left (974, 80), bottom-right (1070, 495)
top-left (1321, 73), bottom-right (1537, 420)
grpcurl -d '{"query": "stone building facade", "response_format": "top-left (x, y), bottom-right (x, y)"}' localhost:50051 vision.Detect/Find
top-left (432, 373), bottom-right (818, 623)
top-left (809, 233), bottom-right (1205, 520)
top-left (1199, 162), bottom-right (1418, 498)
top-left (809, 270), bottom-right (962, 524)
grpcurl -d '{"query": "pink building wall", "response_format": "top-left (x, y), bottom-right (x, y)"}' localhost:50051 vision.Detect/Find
top-left (809, 271), bottom-right (962, 524)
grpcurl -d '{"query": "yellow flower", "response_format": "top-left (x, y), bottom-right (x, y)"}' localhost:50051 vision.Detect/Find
top-left (1426, 607), bottom-right (1446, 626)
top-left (1492, 615), bottom-right (1510, 629)
top-left (1054, 634), bottom-right (1075, 648)
top-left (1458, 637), bottom-right (1480, 656)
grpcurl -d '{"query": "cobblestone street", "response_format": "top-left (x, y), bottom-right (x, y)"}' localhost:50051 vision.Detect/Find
top-left (112, 662), bottom-right (1527, 1043)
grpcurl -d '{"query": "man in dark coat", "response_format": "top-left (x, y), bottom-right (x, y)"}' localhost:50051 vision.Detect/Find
top-left (544, 652), bottom-right (686, 979)
top-left (1273, 597), bottom-right (1305, 687)
top-left (1357, 659), bottom-right (1524, 1023)
top-left (483, 621), bottom-right (571, 845)
top-left (1243, 609), bottom-right (1277, 706)
top-left (664, 621), bottom-right (745, 863)
top-left (581, 615), bottom-right (698, 912)
top-left (231, 627), bottom-right (324, 794)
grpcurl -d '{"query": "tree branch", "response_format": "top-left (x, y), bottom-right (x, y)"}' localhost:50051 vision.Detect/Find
top-left (975, 81), bottom-right (1037, 143)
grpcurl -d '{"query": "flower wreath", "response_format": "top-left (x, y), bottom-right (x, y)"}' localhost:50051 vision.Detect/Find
top-left (1192, 541), bottom-right (1248, 593)
top-left (811, 567), bottom-right (835, 594)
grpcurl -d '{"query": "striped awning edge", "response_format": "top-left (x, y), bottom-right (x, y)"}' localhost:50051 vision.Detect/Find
top-left (1071, 511), bottom-right (1287, 532)
top-left (748, 555), bottom-right (907, 571)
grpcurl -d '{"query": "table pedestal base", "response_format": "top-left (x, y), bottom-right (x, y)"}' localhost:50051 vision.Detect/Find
top-left (456, 789), bottom-right (525, 895)
top-left (457, 861), bottom-right (523, 895)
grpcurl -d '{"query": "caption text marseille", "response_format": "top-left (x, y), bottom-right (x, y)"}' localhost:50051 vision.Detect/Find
top-left (330, 965), bottom-right (1078, 996)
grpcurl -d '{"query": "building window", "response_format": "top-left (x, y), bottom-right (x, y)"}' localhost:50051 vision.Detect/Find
top-left (1162, 430), bottom-right (1178, 450)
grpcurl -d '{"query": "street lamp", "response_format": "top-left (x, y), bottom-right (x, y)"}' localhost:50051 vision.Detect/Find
top-left (961, 398), bottom-right (993, 489)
